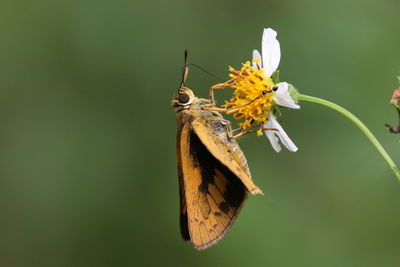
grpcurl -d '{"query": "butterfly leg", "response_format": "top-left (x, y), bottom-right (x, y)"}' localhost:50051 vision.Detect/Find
top-left (202, 96), bottom-right (262, 113)
top-left (226, 126), bottom-right (241, 139)
top-left (201, 106), bottom-right (229, 112)
top-left (209, 79), bottom-right (235, 103)
top-left (202, 106), bottom-right (244, 113)
top-left (224, 96), bottom-right (263, 114)
top-left (232, 127), bottom-right (278, 139)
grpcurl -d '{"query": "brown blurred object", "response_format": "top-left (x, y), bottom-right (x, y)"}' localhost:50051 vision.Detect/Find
top-left (390, 86), bottom-right (400, 105)
top-left (385, 86), bottom-right (400, 133)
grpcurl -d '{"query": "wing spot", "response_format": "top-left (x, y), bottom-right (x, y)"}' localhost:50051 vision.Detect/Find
top-left (219, 202), bottom-right (230, 213)
top-left (214, 212), bottom-right (222, 216)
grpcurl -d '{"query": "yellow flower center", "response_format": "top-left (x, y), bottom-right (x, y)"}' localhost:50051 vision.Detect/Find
top-left (225, 60), bottom-right (276, 133)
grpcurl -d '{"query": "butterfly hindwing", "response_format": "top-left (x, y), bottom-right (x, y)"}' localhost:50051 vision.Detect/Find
top-left (192, 119), bottom-right (263, 195)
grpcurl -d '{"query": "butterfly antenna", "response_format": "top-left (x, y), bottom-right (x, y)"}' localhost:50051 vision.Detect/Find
top-left (186, 63), bottom-right (224, 82)
top-left (179, 50), bottom-right (224, 87)
top-left (179, 50), bottom-right (189, 88)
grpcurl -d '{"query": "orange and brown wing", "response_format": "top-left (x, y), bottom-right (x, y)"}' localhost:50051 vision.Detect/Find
top-left (178, 124), bottom-right (247, 250)
top-left (176, 124), bottom-right (190, 241)
top-left (192, 120), bottom-right (263, 195)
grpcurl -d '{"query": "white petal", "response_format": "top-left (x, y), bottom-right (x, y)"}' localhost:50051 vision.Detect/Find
top-left (273, 82), bottom-right (300, 109)
top-left (264, 122), bottom-right (282, 152)
top-left (252, 49), bottom-right (262, 68)
top-left (261, 28), bottom-right (281, 76)
top-left (264, 113), bottom-right (298, 152)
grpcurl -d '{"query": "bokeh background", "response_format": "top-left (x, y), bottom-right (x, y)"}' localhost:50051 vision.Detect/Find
top-left (1, 0), bottom-right (400, 266)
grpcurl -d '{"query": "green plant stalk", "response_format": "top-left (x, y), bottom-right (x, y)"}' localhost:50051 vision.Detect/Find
top-left (298, 93), bottom-right (400, 181)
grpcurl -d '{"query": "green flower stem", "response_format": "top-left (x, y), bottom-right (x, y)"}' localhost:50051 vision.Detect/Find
top-left (298, 93), bottom-right (400, 182)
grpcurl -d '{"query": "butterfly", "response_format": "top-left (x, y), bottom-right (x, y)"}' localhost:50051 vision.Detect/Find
top-left (172, 54), bottom-right (263, 250)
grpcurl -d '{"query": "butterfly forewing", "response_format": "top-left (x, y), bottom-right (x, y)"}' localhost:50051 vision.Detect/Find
top-left (176, 124), bottom-right (190, 241)
top-left (178, 124), bottom-right (247, 250)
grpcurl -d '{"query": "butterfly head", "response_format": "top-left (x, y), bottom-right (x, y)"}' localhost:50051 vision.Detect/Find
top-left (172, 86), bottom-right (196, 111)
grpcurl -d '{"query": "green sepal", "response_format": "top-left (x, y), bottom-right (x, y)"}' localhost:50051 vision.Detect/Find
top-left (288, 83), bottom-right (299, 103)
top-left (273, 105), bottom-right (282, 117)
top-left (271, 70), bottom-right (280, 84)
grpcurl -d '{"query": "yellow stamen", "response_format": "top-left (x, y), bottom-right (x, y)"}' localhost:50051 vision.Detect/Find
top-left (223, 61), bottom-right (276, 134)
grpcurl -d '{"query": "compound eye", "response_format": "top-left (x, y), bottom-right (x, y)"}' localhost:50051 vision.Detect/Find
top-left (178, 93), bottom-right (190, 103)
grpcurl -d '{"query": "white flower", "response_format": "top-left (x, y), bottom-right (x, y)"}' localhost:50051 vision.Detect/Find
top-left (252, 28), bottom-right (300, 152)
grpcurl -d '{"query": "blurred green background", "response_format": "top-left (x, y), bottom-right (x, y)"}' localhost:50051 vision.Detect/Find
top-left (1, 0), bottom-right (400, 266)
